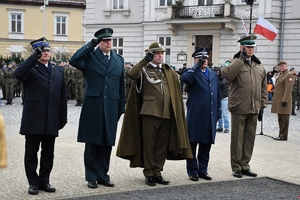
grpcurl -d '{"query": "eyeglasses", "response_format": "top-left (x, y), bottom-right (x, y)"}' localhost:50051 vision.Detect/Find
top-left (102, 39), bottom-right (112, 43)
top-left (42, 49), bottom-right (51, 53)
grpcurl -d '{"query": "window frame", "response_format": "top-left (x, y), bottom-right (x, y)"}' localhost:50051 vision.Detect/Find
top-left (8, 10), bottom-right (24, 34)
top-left (54, 13), bottom-right (68, 36)
top-left (112, 38), bottom-right (124, 56)
top-left (158, 36), bottom-right (171, 65)
top-left (240, 0), bottom-right (258, 4)
top-left (112, 0), bottom-right (124, 10)
top-left (159, 0), bottom-right (173, 7)
top-left (198, 0), bottom-right (213, 6)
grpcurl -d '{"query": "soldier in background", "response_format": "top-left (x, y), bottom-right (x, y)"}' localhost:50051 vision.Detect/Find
top-left (0, 64), bottom-right (6, 100)
top-left (64, 65), bottom-right (75, 100)
top-left (73, 68), bottom-right (84, 106)
top-left (290, 67), bottom-right (298, 115)
top-left (15, 64), bottom-right (22, 98)
top-left (124, 62), bottom-right (132, 103)
top-left (4, 63), bottom-right (15, 105)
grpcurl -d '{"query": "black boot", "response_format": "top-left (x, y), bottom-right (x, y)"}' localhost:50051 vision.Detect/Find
top-left (297, 105), bottom-right (299, 111)
top-left (5, 100), bottom-right (9, 105)
top-left (291, 109), bottom-right (296, 116)
top-left (75, 100), bottom-right (80, 106)
top-left (79, 100), bottom-right (82, 106)
top-left (10, 99), bottom-right (12, 105)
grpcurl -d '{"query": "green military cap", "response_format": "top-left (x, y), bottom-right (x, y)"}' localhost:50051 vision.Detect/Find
top-left (94, 28), bottom-right (113, 40)
top-left (145, 42), bottom-right (166, 53)
top-left (237, 35), bottom-right (257, 47)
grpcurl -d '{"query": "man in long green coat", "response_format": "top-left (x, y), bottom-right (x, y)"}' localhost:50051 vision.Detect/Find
top-left (69, 28), bottom-right (125, 189)
top-left (116, 42), bottom-right (192, 187)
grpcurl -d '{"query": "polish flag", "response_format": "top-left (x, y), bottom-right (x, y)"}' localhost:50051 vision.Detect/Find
top-left (254, 16), bottom-right (278, 41)
top-left (241, 18), bottom-right (249, 36)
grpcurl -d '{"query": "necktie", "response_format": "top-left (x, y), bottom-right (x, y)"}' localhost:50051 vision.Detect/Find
top-left (105, 54), bottom-right (109, 60)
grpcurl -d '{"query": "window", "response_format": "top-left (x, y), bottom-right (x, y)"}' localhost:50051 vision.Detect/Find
top-left (159, 37), bottom-right (171, 65)
top-left (159, 0), bottom-right (173, 7)
top-left (11, 13), bottom-right (22, 33)
top-left (241, 0), bottom-right (257, 3)
top-left (11, 52), bottom-right (22, 58)
top-left (113, 0), bottom-right (124, 9)
top-left (198, 0), bottom-right (213, 6)
top-left (56, 16), bottom-right (67, 35)
top-left (8, 9), bottom-right (24, 39)
top-left (112, 38), bottom-right (123, 56)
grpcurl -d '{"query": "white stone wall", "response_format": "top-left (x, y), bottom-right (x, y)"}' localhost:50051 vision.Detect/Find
top-left (83, 0), bottom-right (300, 71)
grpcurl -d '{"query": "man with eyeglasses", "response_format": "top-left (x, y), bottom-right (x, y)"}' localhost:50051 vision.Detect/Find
top-left (222, 35), bottom-right (268, 179)
top-left (69, 28), bottom-right (125, 189)
top-left (14, 37), bottom-right (67, 195)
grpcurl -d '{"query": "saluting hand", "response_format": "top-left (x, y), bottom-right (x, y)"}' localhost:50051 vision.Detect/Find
top-left (32, 45), bottom-right (44, 60)
top-left (144, 50), bottom-right (155, 62)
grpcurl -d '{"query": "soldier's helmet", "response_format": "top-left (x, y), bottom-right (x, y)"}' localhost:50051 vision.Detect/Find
top-left (145, 42), bottom-right (166, 53)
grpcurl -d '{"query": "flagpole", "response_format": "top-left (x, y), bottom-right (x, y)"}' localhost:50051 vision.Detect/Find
top-left (246, 0), bottom-right (254, 34)
top-left (249, 4), bottom-right (252, 34)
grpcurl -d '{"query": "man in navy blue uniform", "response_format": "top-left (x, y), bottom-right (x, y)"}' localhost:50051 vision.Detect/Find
top-left (182, 48), bottom-right (221, 181)
top-left (14, 37), bottom-right (67, 195)
top-left (69, 28), bottom-right (125, 189)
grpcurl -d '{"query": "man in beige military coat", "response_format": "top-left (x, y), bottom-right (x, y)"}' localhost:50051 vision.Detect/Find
top-left (271, 60), bottom-right (294, 141)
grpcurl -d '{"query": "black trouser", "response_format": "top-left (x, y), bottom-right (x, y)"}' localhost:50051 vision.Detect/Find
top-left (24, 134), bottom-right (56, 185)
top-left (84, 143), bottom-right (112, 182)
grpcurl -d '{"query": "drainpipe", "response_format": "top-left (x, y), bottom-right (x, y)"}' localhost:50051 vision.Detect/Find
top-left (279, 0), bottom-right (286, 61)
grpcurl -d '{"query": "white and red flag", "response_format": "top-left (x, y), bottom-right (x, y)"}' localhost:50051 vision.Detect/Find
top-left (254, 16), bottom-right (278, 41)
top-left (241, 18), bottom-right (249, 36)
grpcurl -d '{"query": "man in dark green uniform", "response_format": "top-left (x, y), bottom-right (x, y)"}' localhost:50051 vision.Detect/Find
top-left (4, 63), bottom-right (15, 105)
top-left (70, 28), bottom-right (125, 189)
top-left (290, 68), bottom-right (298, 115)
top-left (74, 68), bottom-right (84, 106)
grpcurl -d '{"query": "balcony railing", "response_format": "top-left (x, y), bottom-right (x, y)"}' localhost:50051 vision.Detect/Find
top-left (172, 4), bottom-right (235, 19)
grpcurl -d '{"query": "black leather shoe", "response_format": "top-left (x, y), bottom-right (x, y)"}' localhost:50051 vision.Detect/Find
top-left (216, 128), bottom-right (223, 132)
top-left (39, 183), bottom-right (56, 192)
top-left (198, 173), bottom-right (212, 180)
top-left (97, 180), bottom-right (114, 187)
top-left (145, 176), bottom-right (156, 186)
top-left (241, 169), bottom-right (257, 177)
top-left (28, 185), bottom-right (39, 195)
top-left (223, 129), bottom-right (229, 133)
top-left (232, 170), bottom-right (242, 178)
top-left (154, 176), bottom-right (170, 185)
top-left (189, 174), bottom-right (199, 181)
top-left (273, 137), bottom-right (287, 141)
top-left (88, 181), bottom-right (98, 189)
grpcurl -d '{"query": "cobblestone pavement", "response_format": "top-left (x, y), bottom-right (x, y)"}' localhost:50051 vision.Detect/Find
top-left (0, 95), bottom-right (300, 200)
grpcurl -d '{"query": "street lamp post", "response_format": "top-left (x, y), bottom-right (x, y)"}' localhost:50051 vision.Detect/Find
top-left (41, 0), bottom-right (49, 37)
top-left (246, 0), bottom-right (254, 34)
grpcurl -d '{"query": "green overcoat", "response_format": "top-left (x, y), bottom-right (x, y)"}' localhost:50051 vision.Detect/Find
top-left (116, 62), bottom-right (192, 167)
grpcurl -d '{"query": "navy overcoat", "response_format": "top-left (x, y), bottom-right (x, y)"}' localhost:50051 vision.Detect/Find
top-left (182, 65), bottom-right (221, 144)
top-left (69, 42), bottom-right (125, 146)
top-left (14, 56), bottom-right (67, 136)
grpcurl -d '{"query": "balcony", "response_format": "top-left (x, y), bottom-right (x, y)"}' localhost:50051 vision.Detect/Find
top-left (171, 4), bottom-right (235, 19)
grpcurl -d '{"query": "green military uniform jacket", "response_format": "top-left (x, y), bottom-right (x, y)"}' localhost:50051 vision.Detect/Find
top-left (116, 59), bottom-right (192, 167)
top-left (271, 70), bottom-right (294, 114)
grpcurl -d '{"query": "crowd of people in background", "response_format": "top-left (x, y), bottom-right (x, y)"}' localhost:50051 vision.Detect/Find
top-left (1, 34), bottom-right (300, 196)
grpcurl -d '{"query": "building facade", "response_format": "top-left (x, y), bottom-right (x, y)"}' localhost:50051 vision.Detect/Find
top-left (0, 0), bottom-right (86, 61)
top-left (84, 0), bottom-right (299, 71)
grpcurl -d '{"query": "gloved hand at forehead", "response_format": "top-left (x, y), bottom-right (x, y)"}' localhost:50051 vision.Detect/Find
top-left (144, 50), bottom-right (155, 62)
top-left (32, 45), bottom-right (44, 60)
